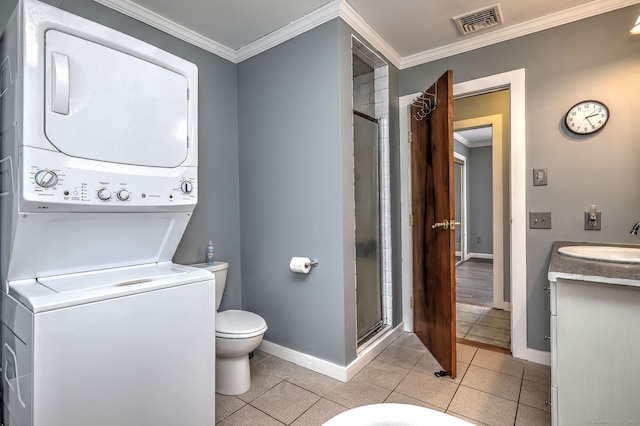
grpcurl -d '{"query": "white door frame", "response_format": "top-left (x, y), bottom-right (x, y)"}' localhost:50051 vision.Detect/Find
top-left (400, 68), bottom-right (530, 361)
top-left (454, 115), bottom-right (507, 311)
top-left (453, 152), bottom-right (467, 263)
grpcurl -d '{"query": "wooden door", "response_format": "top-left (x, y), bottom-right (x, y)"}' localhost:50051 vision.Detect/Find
top-left (410, 70), bottom-right (456, 378)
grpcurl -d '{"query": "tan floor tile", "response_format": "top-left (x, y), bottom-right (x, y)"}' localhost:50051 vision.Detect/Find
top-left (215, 394), bottom-right (246, 423)
top-left (457, 303), bottom-right (487, 314)
top-left (461, 365), bottom-right (522, 402)
top-left (324, 378), bottom-right (391, 409)
top-left (354, 358), bottom-right (410, 390)
top-left (523, 361), bottom-right (551, 386)
top-left (374, 343), bottom-right (425, 370)
top-left (515, 404), bottom-right (551, 426)
top-left (446, 411), bottom-right (489, 425)
top-left (519, 379), bottom-right (551, 412)
top-left (458, 311), bottom-right (481, 323)
top-left (291, 398), bottom-right (347, 426)
top-left (483, 309), bottom-right (510, 320)
top-left (236, 365), bottom-right (283, 403)
top-left (472, 349), bottom-right (524, 378)
top-left (412, 352), bottom-right (469, 385)
top-left (448, 386), bottom-right (517, 426)
top-left (258, 354), bottom-right (312, 381)
top-left (218, 404), bottom-right (284, 426)
top-left (286, 367), bottom-right (343, 397)
top-left (467, 324), bottom-right (510, 343)
top-left (251, 381), bottom-right (320, 424)
top-left (457, 320), bottom-right (474, 335)
top-left (457, 343), bottom-right (478, 364)
top-left (392, 332), bottom-right (429, 351)
top-left (475, 315), bottom-right (510, 330)
top-left (462, 335), bottom-right (511, 349)
top-left (395, 370), bottom-right (458, 409)
top-left (384, 391), bottom-right (444, 412)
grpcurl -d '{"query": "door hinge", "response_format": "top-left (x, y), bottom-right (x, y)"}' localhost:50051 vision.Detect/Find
top-left (408, 131), bottom-right (413, 144)
top-left (409, 214), bottom-right (414, 226)
top-left (410, 296), bottom-right (414, 309)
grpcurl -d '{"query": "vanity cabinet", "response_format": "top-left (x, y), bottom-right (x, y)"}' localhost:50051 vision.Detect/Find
top-left (548, 242), bottom-right (640, 426)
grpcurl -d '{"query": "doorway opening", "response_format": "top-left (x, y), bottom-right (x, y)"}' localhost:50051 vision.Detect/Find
top-left (400, 69), bottom-right (528, 361)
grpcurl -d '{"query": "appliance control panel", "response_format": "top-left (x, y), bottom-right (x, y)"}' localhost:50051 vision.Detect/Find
top-left (22, 149), bottom-right (197, 211)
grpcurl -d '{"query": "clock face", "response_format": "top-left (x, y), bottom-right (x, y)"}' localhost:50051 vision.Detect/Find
top-left (564, 100), bottom-right (609, 135)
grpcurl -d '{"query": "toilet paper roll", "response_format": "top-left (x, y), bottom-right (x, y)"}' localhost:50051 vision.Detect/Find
top-left (290, 257), bottom-right (311, 274)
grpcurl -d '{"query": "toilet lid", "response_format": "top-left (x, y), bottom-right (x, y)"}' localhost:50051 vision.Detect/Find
top-left (216, 310), bottom-right (267, 338)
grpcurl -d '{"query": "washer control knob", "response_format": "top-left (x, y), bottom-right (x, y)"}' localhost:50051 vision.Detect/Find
top-left (181, 181), bottom-right (193, 194)
top-left (34, 170), bottom-right (58, 188)
top-left (97, 188), bottom-right (112, 201)
top-left (117, 190), bottom-right (130, 201)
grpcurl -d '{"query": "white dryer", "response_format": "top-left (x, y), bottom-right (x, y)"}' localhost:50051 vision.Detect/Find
top-left (0, 1), bottom-right (214, 425)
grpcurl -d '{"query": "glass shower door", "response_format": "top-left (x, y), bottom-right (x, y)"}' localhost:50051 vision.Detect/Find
top-left (354, 112), bottom-right (382, 344)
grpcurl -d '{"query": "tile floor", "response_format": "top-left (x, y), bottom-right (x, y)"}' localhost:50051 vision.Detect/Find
top-left (457, 303), bottom-right (511, 350)
top-left (216, 333), bottom-right (550, 425)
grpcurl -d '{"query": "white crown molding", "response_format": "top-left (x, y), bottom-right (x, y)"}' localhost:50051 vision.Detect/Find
top-left (94, 0), bottom-right (236, 62)
top-left (95, 0), bottom-right (640, 67)
top-left (401, 0), bottom-right (640, 69)
top-left (337, 1), bottom-right (402, 69)
top-left (235, 1), bottom-right (341, 63)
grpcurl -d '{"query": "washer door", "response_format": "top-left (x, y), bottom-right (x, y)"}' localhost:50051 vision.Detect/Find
top-left (43, 30), bottom-right (189, 167)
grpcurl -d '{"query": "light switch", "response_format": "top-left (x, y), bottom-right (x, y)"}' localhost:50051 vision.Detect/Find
top-left (529, 212), bottom-right (552, 229)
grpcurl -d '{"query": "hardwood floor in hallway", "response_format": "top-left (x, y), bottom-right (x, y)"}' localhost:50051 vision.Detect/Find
top-left (456, 258), bottom-right (493, 307)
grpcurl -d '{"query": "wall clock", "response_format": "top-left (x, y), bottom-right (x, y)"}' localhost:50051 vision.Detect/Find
top-left (564, 100), bottom-right (609, 135)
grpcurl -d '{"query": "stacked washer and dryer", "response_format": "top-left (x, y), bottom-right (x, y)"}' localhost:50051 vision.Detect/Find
top-left (0, 1), bottom-right (215, 425)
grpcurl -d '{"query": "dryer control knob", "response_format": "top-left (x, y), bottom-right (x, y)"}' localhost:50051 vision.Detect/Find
top-left (181, 181), bottom-right (193, 194)
top-left (97, 188), bottom-right (112, 201)
top-left (34, 170), bottom-right (58, 188)
top-left (117, 190), bottom-right (130, 201)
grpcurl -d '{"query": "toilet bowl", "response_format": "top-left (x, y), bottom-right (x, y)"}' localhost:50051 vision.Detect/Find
top-left (195, 262), bottom-right (267, 395)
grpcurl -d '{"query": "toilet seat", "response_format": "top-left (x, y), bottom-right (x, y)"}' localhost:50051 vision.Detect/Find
top-left (216, 310), bottom-right (267, 339)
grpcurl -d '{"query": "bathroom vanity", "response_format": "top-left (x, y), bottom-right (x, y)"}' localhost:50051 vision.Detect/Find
top-left (548, 241), bottom-right (640, 426)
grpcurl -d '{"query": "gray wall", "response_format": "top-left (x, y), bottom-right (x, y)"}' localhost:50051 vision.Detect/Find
top-left (0, 0), bottom-right (243, 309)
top-left (238, 19), bottom-right (401, 366)
top-left (468, 146), bottom-right (493, 255)
top-left (401, 5), bottom-right (640, 351)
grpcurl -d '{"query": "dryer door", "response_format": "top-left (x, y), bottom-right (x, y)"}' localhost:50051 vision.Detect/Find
top-left (43, 30), bottom-right (189, 168)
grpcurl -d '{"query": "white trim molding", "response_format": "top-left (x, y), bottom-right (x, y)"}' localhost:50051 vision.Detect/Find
top-left (258, 323), bottom-right (404, 382)
top-left (95, 0), bottom-right (640, 67)
top-left (94, 0), bottom-right (236, 62)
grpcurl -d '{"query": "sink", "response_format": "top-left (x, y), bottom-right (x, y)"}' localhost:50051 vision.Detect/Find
top-left (558, 245), bottom-right (640, 263)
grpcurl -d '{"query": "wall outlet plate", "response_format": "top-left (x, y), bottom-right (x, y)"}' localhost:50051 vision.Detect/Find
top-left (533, 168), bottom-right (548, 186)
top-left (584, 211), bottom-right (601, 230)
top-left (529, 212), bottom-right (552, 229)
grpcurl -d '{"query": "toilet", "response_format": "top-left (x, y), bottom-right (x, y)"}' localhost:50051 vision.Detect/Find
top-left (197, 261), bottom-right (267, 395)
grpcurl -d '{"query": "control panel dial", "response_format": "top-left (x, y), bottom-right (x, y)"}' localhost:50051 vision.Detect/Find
top-left (35, 170), bottom-right (58, 188)
top-left (97, 188), bottom-right (112, 201)
top-left (181, 181), bottom-right (193, 194)
top-left (117, 190), bottom-right (130, 201)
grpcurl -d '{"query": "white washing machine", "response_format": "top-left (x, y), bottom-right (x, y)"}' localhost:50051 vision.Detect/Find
top-left (0, 1), bottom-right (214, 424)
top-left (2, 263), bottom-right (215, 426)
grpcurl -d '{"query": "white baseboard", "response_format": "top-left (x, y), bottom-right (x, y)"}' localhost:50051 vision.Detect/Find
top-left (466, 252), bottom-right (494, 260)
top-left (258, 323), bottom-right (404, 382)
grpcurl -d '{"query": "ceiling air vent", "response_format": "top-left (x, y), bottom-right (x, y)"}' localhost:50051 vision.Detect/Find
top-left (452, 4), bottom-right (504, 36)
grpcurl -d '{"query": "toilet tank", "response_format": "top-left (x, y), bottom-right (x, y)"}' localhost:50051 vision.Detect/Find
top-left (193, 262), bottom-right (228, 310)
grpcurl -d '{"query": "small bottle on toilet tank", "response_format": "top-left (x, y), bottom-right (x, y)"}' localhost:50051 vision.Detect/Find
top-left (206, 241), bottom-right (214, 265)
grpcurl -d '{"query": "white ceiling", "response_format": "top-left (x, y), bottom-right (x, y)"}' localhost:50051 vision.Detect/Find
top-left (95, 0), bottom-right (640, 67)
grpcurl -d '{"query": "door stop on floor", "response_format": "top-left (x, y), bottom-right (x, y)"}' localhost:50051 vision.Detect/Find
top-left (434, 370), bottom-right (451, 378)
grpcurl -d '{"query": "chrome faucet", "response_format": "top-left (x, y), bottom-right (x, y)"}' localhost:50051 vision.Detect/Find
top-left (631, 222), bottom-right (640, 235)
